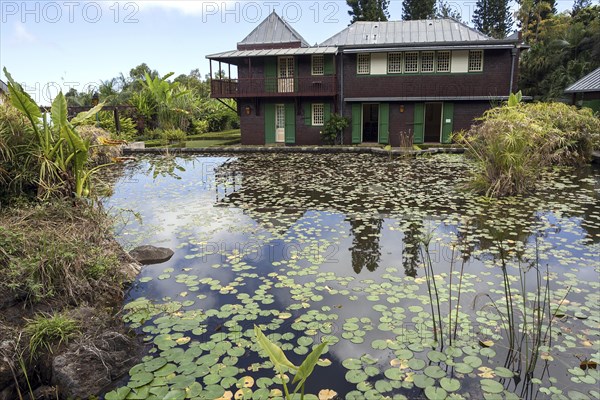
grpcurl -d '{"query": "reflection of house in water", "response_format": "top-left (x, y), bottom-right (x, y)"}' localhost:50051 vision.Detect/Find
top-left (347, 217), bottom-right (383, 274)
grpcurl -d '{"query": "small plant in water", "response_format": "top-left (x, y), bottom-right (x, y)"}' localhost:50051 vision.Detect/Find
top-left (254, 325), bottom-right (328, 399)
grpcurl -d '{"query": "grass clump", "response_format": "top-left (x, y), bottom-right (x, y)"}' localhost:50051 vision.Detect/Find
top-left (24, 312), bottom-right (80, 356)
top-left (455, 100), bottom-right (600, 197)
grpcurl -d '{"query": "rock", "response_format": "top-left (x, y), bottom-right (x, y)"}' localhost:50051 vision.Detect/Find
top-left (52, 331), bottom-right (136, 399)
top-left (128, 245), bottom-right (173, 265)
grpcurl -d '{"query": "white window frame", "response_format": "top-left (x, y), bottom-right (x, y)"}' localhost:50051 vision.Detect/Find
top-left (312, 55), bottom-right (324, 76)
top-left (421, 51), bottom-right (435, 73)
top-left (357, 53), bottom-right (370, 74)
top-left (388, 52), bottom-right (403, 74)
top-left (404, 52), bottom-right (419, 73)
top-left (468, 50), bottom-right (484, 72)
top-left (312, 103), bottom-right (324, 126)
top-left (436, 51), bottom-right (451, 73)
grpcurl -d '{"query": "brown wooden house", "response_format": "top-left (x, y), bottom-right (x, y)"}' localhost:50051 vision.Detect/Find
top-left (208, 12), bottom-right (524, 145)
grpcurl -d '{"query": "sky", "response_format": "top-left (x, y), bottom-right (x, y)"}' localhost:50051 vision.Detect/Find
top-left (0, 0), bottom-right (578, 105)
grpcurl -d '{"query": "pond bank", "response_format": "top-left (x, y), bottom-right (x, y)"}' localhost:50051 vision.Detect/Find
top-left (0, 201), bottom-right (143, 400)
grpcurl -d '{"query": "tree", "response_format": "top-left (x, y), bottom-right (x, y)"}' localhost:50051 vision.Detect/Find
top-left (572, 0), bottom-right (591, 16)
top-left (402, 0), bottom-right (436, 20)
top-left (518, 0), bottom-right (557, 43)
top-left (472, 0), bottom-right (513, 38)
top-left (347, 0), bottom-right (390, 23)
top-left (437, 0), bottom-right (462, 20)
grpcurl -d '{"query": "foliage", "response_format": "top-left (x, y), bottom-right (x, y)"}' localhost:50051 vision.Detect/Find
top-left (347, 0), bottom-right (389, 22)
top-left (402, 0), bottom-right (436, 20)
top-left (519, 6), bottom-right (600, 100)
top-left (455, 100), bottom-right (600, 197)
top-left (321, 114), bottom-right (350, 145)
top-left (200, 99), bottom-right (239, 132)
top-left (437, 1), bottom-right (461, 20)
top-left (77, 110), bottom-right (137, 142)
top-left (192, 119), bottom-right (209, 135)
top-left (77, 125), bottom-right (124, 165)
top-left (472, 0), bottom-right (513, 38)
top-left (254, 325), bottom-right (328, 399)
top-left (160, 128), bottom-right (187, 143)
top-left (24, 312), bottom-right (80, 357)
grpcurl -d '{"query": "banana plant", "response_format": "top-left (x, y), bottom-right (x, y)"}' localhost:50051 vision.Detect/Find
top-left (254, 325), bottom-right (328, 400)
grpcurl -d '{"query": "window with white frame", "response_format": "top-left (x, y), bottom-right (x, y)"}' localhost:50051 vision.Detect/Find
top-left (357, 53), bottom-right (370, 74)
top-left (312, 104), bottom-right (324, 126)
top-left (421, 52), bottom-right (435, 73)
top-left (468, 50), bottom-right (483, 72)
top-left (312, 55), bottom-right (324, 75)
top-left (404, 52), bottom-right (419, 73)
top-left (388, 52), bottom-right (403, 73)
top-left (436, 51), bottom-right (450, 72)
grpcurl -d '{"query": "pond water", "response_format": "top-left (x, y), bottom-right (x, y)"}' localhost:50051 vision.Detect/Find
top-left (101, 153), bottom-right (600, 400)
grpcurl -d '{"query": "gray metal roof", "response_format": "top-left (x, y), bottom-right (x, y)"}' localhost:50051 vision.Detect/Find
top-left (238, 11), bottom-right (310, 48)
top-left (565, 67), bottom-right (600, 93)
top-left (207, 47), bottom-right (338, 60)
top-left (0, 79), bottom-right (7, 94)
top-left (320, 19), bottom-right (495, 47)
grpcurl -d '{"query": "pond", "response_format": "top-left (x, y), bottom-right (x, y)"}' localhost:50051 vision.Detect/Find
top-left (101, 153), bottom-right (600, 400)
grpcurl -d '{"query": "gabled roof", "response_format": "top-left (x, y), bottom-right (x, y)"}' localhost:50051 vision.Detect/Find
top-left (320, 19), bottom-right (499, 47)
top-left (0, 79), bottom-right (8, 94)
top-left (565, 67), bottom-right (600, 93)
top-left (237, 11), bottom-right (310, 49)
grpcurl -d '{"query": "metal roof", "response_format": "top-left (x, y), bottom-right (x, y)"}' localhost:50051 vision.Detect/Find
top-left (238, 11), bottom-right (310, 48)
top-left (207, 47), bottom-right (338, 60)
top-left (565, 67), bottom-right (600, 93)
top-left (320, 19), bottom-right (496, 47)
top-left (0, 79), bottom-right (7, 94)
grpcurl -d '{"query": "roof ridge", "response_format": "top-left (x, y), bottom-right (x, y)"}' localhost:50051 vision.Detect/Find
top-left (238, 11), bottom-right (310, 47)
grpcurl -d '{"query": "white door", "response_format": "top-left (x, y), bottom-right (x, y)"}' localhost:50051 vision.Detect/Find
top-left (278, 56), bottom-right (294, 93)
top-left (275, 104), bottom-right (285, 143)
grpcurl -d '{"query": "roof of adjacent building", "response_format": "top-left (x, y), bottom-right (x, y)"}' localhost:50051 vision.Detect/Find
top-left (237, 11), bottom-right (310, 48)
top-left (565, 67), bottom-right (600, 93)
top-left (0, 79), bottom-right (8, 94)
top-left (320, 19), bottom-right (505, 47)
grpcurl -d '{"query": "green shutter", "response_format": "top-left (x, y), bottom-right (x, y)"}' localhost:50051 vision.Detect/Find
top-left (324, 103), bottom-right (331, 123)
top-left (304, 102), bottom-right (312, 126)
top-left (413, 103), bottom-right (424, 144)
top-left (378, 103), bottom-right (389, 144)
top-left (264, 103), bottom-right (275, 144)
top-left (294, 57), bottom-right (299, 92)
top-left (285, 103), bottom-right (296, 144)
top-left (264, 58), bottom-right (276, 93)
top-left (352, 103), bottom-right (362, 144)
top-left (324, 55), bottom-right (334, 75)
top-left (441, 102), bottom-right (454, 144)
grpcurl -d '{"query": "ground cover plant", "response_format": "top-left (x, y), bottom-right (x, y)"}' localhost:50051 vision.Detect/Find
top-left (102, 153), bottom-right (600, 400)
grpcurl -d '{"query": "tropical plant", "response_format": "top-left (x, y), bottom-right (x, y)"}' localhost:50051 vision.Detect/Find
top-left (321, 113), bottom-right (350, 145)
top-left (254, 325), bottom-right (328, 399)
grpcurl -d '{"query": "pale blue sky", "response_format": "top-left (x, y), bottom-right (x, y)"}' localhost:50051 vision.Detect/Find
top-left (0, 0), bottom-right (577, 105)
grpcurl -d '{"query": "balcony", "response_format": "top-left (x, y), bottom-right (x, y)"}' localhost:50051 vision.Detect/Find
top-left (211, 76), bottom-right (337, 98)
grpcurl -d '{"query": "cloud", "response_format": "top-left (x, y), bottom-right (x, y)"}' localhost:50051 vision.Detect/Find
top-left (137, 0), bottom-right (228, 15)
top-left (13, 23), bottom-right (37, 44)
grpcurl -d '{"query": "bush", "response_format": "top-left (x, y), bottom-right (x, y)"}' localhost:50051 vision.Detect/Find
top-left (456, 100), bottom-right (600, 197)
top-left (192, 119), bottom-right (209, 135)
top-left (321, 114), bottom-right (350, 145)
top-left (77, 111), bottom-right (138, 142)
top-left (160, 128), bottom-right (187, 142)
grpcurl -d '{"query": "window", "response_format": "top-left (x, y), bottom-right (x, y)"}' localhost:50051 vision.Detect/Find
top-left (357, 53), bottom-right (370, 74)
top-left (312, 55), bottom-right (324, 75)
top-left (312, 104), bottom-right (324, 126)
top-left (468, 50), bottom-right (483, 72)
top-left (421, 52), bottom-right (435, 73)
top-left (388, 53), bottom-right (403, 73)
top-left (436, 51), bottom-right (450, 72)
top-left (404, 52), bottom-right (419, 73)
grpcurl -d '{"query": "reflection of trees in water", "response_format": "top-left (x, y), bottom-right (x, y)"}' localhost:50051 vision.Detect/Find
top-left (347, 217), bottom-right (383, 274)
top-left (401, 219), bottom-right (421, 278)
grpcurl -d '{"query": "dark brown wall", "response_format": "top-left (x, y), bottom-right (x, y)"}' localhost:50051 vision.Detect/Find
top-left (342, 49), bottom-right (514, 99)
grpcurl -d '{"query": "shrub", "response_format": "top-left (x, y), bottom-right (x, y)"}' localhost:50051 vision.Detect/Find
top-left (321, 114), bottom-right (350, 145)
top-left (456, 100), bottom-right (600, 197)
top-left (192, 119), bottom-right (209, 135)
top-left (160, 128), bottom-right (187, 142)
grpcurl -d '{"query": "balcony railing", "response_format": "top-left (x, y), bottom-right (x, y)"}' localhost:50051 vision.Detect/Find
top-left (211, 76), bottom-right (337, 98)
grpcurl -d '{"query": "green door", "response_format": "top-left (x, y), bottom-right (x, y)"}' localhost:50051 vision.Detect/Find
top-left (264, 103), bottom-right (276, 144)
top-left (264, 57), bottom-right (276, 93)
top-left (441, 103), bottom-right (454, 144)
top-left (285, 103), bottom-right (296, 144)
top-left (378, 103), bottom-right (389, 144)
top-left (413, 103), bottom-right (424, 144)
top-left (352, 103), bottom-right (361, 144)
top-left (324, 55), bottom-right (334, 75)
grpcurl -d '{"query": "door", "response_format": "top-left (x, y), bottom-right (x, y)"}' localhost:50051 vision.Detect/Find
top-left (362, 104), bottom-right (379, 142)
top-left (275, 104), bottom-right (285, 142)
top-left (278, 56), bottom-right (294, 93)
top-left (424, 103), bottom-right (443, 142)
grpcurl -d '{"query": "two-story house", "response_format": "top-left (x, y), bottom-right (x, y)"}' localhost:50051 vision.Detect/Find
top-left (208, 12), bottom-right (523, 145)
